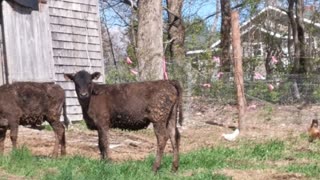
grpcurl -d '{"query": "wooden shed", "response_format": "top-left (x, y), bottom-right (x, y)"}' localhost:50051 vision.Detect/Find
top-left (0, 0), bottom-right (105, 122)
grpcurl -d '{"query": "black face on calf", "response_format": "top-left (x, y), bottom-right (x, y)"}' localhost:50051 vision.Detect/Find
top-left (64, 70), bottom-right (101, 99)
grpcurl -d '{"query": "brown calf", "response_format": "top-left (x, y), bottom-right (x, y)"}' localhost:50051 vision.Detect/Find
top-left (0, 82), bottom-right (67, 156)
top-left (65, 70), bottom-right (183, 172)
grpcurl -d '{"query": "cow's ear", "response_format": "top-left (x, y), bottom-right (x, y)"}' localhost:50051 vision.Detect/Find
top-left (91, 72), bottom-right (101, 80)
top-left (64, 74), bottom-right (74, 81)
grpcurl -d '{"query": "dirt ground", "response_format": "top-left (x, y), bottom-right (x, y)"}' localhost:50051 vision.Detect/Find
top-left (2, 98), bottom-right (318, 179)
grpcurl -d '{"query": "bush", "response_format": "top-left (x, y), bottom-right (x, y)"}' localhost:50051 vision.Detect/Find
top-left (246, 81), bottom-right (281, 103)
top-left (105, 63), bottom-right (137, 84)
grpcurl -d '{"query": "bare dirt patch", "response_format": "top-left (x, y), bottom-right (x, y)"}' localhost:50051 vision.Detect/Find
top-left (0, 169), bottom-right (24, 180)
top-left (218, 169), bottom-right (305, 180)
top-left (2, 99), bottom-right (318, 179)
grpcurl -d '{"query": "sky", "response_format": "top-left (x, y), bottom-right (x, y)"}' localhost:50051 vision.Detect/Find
top-left (183, 0), bottom-right (216, 22)
top-left (102, 0), bottom-right (217, 60)
top-left (103, 0), bottom-right (217, 28)
top-left (104, 0), bottom-right (320, 29)
top-left (103, 0), bottom-right (262, 33)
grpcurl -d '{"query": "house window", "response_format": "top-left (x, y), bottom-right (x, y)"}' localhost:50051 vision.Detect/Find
top-left (242, 42), bottom-right (263, 57)
top-left (253, 43), bottom-right (263, 57)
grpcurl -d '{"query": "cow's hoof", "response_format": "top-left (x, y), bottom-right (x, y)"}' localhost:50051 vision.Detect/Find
top-left (152, 164), bottom-right (160, 173)
top-left (171, 166), bottom-right (178, 173)
top-left (51, 152), bottom-right (59, 158)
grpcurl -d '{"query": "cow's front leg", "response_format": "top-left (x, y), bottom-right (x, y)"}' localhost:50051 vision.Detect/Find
top-left (97, 122), bottom-right (110, 161)
top-left (10, 123), bottom-right (19, 150)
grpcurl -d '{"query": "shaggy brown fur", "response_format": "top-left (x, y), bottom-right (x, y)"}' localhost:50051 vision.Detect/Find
top-left (308, 119), bottom-right (320, 142)
top-left (65, 70), bottom-right (183, 172)
top-left (0, 82), bottom-right (67, 157)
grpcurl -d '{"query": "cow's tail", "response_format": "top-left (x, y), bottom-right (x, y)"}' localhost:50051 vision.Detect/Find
top-left (63, 100), bottom-right (70, 129)
top-left (170, 80), bottom-right (184, 126)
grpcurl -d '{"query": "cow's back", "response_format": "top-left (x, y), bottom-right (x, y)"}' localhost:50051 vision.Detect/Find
top-left (13, 82), bottom-right (64, 113)
top-left (90, 80), bottom-right (179, 130)
top-left (105, 80), bottom-right (177, 113)
top-left (0, 82), bottom-right (65, 126)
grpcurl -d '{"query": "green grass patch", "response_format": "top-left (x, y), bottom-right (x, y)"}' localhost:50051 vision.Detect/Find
top-left (0, 139), bottom-right (319, 179)
top-left (43, 124), bottom-right (53, 131)
top-left (249, 140), bottom-right (285, 160)
top-left (285, 163), bottom-right (320, 178)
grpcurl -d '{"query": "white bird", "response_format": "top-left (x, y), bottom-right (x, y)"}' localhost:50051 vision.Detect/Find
top-left (109, 144), bottom-right (123, 149)
top-left (222, 129), bottom-right (240, 141)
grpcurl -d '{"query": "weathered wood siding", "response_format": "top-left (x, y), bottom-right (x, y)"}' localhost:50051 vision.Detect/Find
top-left (2, 1), bottom-right (55, 83)
top-left (0, 23), bottom-right (5, 86)
top-left (49, 0), bottom-right (104, 121)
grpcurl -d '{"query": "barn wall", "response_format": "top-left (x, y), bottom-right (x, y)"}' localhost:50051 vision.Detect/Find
top-left (2, 1), bottom-right (55, 83)
top-left (49, 0), bottom-right (104, 121)
top-left (0, 23), bottom-right (5, 86)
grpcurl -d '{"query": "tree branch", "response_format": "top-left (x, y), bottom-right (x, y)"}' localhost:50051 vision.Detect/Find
top-left (163, 6), bottom-right (181, 19)
top-left (203, 2), bottom-right (246, 21)
top-left (104, 1), bottom-right (131, 27)
top-left (121, 0), bottom-right (138, 10)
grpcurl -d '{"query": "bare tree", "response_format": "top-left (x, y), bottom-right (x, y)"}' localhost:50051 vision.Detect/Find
top-left (220, 0), bottom-right (232, 73)
top-left (212, 0), bottom-right (220, 33)
top-left (296, 0), bottom-right (309, 72)
top-left (285, 0), bottom-right (307, 100)
top-left (101, 25), bottom-right (117, 68)
top-left (137, 0), bottom-right (164, 80)
top-left (288, 0), bottom-right (307, 73)
top-left (231, 10), bottom-right (246, 133)
top-left (166, 0), bottom-right (185, 62)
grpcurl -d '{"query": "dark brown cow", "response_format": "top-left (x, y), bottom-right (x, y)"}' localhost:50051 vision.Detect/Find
top-left (64, 70), bottom-right (183, 172)
top-left (0, 82), bottom-right (67, 157)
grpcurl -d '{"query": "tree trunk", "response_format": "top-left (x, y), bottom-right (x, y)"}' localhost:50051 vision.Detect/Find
top-left (212, 0), bottom-right (220, 33)
top-left (137, 0), bottom-right (164, 81)
top-left (287, 21), bottom-right (292, 63)
top-left (289, 0), bottom-right (307, 74)
top-left (296, 0), bottom-right (308, 73)
top-left (288, 0), bottom-right (299, 74)
top-left (265, 49), bottom-right (273, 79)
top-left (166, 0), bottom-right (185, 62)
top-left (104, 25), bottom-right (117, 68)
top-left (288, 0), bottom-right (303, 100)
top-left (220, 0), bottom-right (232, 73)
top-left (231, 11), bottom-right (246, 131)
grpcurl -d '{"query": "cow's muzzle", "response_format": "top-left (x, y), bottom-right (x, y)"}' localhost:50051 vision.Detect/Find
top-left (79, 92), bottom-right (89, 99)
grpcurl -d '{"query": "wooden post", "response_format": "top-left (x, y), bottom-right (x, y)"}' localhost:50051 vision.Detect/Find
top-left (231, 11), bottom-right (246, 131)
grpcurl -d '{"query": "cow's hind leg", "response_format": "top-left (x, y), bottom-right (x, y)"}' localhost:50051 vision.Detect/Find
top-left (168, 104), bottom-right (180, 172)
top-left (0, 128), bottom-right (7, 154)
top-left (152, 122), bottom-right (169, 172)
top-left (48, 116), bottom-right (66, 157)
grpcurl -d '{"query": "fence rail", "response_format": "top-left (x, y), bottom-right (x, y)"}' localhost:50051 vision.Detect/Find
top-left (105, 60), bottom-right (320, 106)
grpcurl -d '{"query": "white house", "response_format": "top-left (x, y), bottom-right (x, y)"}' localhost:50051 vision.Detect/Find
top-left (187, 6), bottom-right (320, 77)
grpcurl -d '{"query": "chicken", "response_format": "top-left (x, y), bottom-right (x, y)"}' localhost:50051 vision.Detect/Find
top-left (222, 129), bottom-right (240, 141)
top-left (308, 119), bottom-right (320, 142)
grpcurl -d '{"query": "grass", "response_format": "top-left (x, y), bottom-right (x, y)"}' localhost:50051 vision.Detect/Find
top-left (0, 137), bottom-right (320, 179)
top-left (43, 124), bottom-right (53, 131)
